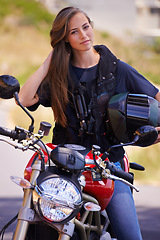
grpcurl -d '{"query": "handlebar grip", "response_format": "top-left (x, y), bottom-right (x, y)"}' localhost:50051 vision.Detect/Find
top-left (0, 126), bottom-right (17, 139)
top-left (106, 162), bottom-right (133, 183)
top-left (111, 167), bottom-right (133, 183)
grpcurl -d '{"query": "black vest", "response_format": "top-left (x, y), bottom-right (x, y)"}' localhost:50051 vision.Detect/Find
top-left (52, 45), bottom-right (124, 162)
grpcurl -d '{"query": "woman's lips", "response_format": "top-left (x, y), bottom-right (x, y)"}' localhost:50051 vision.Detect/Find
top-left (80, 40), bottom-right (90, 45)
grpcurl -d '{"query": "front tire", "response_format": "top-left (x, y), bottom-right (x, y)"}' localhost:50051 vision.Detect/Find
top-left (89, 232), bottom-right (100, 240)
top-left (25, 224), bottom-right (59, 240)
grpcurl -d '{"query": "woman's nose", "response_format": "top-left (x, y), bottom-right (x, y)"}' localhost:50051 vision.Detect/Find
top-left (79, 30), bottom-right (86, 39)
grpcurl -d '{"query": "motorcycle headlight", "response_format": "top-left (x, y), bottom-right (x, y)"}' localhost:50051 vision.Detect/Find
top-left (33, 172), bottom-right (82, 223)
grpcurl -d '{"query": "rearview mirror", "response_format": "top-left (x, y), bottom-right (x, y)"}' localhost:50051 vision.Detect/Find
top-left (134, 125), bottom-right (158, 147)
top-left (0, 75), bottom-right (35, 132)
top-left (0, 75), bottom-right (20, 99)
top-left (107, 125), bottom-right (158, 153)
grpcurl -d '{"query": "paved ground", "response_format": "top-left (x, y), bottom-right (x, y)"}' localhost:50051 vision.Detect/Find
top-left (134, 185), bottom-right (160, 239)
top-left (0, 99), bottom-right (160, 239)
top-left (0, 187), bottom-right (160, 240)
top-left (0, 138), bottom-right (160, 240)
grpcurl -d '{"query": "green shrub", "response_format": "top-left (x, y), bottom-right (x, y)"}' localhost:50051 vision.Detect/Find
top-left (101, 31), bottom-right (110, 39)
top-left (0, 0), bottom-right (54, 33)
top-left (152, 37), bottom-right (160, 53)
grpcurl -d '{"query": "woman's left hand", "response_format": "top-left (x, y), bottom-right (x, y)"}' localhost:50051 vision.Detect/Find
top-left (154, 92), bottom-right (160, 144)
top-left (154, 126), bottom-right (160, 144)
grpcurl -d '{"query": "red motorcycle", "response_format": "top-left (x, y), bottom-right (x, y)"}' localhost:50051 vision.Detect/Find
top-left (0, 75), bottom-right (158, 240)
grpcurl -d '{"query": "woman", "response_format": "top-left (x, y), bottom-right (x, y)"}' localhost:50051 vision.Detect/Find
top-left (19, 7), bottom-right (160, 240)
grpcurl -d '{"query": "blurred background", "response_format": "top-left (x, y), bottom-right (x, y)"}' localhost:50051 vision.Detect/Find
top-left (0, 0), bottom-right (160, 239)
top-left (1, 0), bottom-right (160, 185)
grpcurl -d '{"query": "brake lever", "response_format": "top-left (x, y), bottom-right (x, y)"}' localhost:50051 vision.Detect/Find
top-left (102, 169), bottom-right (140, 192)
top-left (0, 137), bottom-right (29, 150)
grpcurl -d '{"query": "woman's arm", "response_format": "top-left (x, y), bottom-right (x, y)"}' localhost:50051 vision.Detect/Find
top-left (155, 91), bottom-right (160, 102)
top-left (18, 51), bottom-right (53, 107)
top-left (153, 91), bottom-right (160, 144)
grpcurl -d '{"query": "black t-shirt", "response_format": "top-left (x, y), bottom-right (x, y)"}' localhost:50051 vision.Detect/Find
top-left (35, 60), bottom-right (158, 108)
top-left (72, 64), bottom-right (98, 100)
top-left (115, 61), bottom-right (158, 97)
top-left (28, 58), bottom-right (159, 162)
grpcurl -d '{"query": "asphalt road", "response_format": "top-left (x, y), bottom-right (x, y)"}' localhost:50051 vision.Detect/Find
top-left (134, 185), bottom-right (160, 240)
top-left (0, 187), bottom-right (160, 240)
top-left (0, 138), bottom-right (160, 240)
top-left (0, 101), bottom-right (160, 240)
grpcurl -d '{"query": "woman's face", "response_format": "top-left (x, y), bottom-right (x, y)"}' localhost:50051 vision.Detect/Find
top-left (66, 12), bottom-right (94, 52)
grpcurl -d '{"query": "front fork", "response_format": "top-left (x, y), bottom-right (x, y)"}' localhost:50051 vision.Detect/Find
top-left (13, 158), bottom-right (41, 240)
top-left (13, 158), bottom-right (75, 240)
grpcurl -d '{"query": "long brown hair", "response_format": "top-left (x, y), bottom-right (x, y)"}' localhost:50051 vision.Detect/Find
top-left (44, 7), bottom-right (92, 127)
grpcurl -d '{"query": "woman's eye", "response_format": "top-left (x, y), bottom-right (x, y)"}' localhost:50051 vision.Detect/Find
top-left (71, 30), bottom-right (78, 35)
top-left (83, 25), bottom-right (89, 30)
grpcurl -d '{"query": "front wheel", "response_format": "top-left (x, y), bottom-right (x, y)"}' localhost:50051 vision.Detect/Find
top-left (25, 224), bottom-right (59, 240)
top-left (89, 232), bottom-right (100, 240)
top-left (26, 224), bottom-right (80, 240)
top-left (70, 232), bottom-right (79, 240)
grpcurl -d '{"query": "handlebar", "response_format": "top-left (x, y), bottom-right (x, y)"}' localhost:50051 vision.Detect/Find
top-left (0, 126), bottom-right (52, 155)
top-left (0, 124), bottom-right (136, 189)
top-left (0, 126), bottom-right (18, 139)
top-left (0, 126), bottom-right (28, 142)
top-left (105, 161), bottom-right (133, 183)
top-left (93, 151), bottom-right (134, 184)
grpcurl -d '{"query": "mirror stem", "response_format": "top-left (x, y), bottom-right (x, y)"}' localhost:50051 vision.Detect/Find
top-left (14, 92), bottom-right (34, 133)
top-left (107, 135), bottom-right (140, 153)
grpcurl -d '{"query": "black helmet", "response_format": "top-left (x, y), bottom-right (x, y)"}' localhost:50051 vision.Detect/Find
top-left (108, 92), bottom-right (160, 143)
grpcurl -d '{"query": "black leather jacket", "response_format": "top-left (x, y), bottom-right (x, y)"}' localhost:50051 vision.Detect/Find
top-left (52, 45), bottom-right (125, 162)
